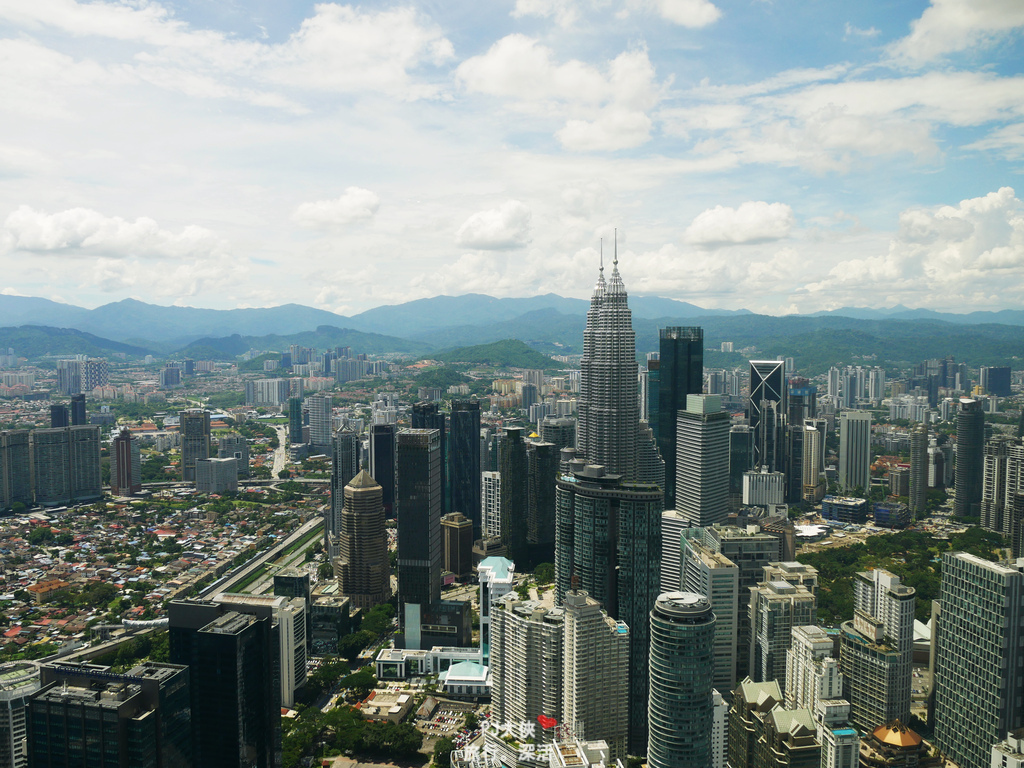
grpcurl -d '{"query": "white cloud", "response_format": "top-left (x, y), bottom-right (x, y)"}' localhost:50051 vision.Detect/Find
top-left (685, 201), bottom-right (795, 246)
top-left (511, 0), bottom-right (585, 28)
top-left (2, 206), bottom-right (224, 259)
top-left (889, 0), bottom-right (1024, 66)
top-left (844, 22), bottom-right (880, 38)
top-left (805, 187), bottom-right (1024, 308)
top-left (455, 201), bottom-right (533, 250)
top-left (456, 37), bottom-right (663, 150)
top-left (292, 187), bottom-right (381, 229)
top-left (651, 0), bottom-right (721, 28)
top-left (964, 123), bottom-right (1024, 159)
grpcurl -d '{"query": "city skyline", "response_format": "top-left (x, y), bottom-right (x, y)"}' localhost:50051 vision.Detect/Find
top-left (0, 0), bottom-right (1022, 315)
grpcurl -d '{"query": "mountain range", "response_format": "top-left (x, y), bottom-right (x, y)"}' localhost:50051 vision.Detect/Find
top-left (0, 293), bottom-right (1021, 375)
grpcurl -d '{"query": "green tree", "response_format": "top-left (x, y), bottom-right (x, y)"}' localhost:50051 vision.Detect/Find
top-left (433, 736), bottom-right (455, 768)
top-left (534, 563), bottom-right (554, 584)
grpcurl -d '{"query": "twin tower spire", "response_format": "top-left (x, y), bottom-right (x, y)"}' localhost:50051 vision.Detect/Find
top-left (594, 229), bottom-right (625, 299)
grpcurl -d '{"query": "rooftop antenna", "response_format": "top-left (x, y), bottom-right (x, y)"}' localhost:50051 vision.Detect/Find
top-left (599, 238), bottom-right (604, 274)
top-left (613, 228), bottom-right (618, 267)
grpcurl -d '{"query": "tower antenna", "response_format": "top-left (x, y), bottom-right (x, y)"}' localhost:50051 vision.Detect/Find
top-left (600, 238), bottom-right (604, 273)
top-left (613, 228), bottom-right (618, 267)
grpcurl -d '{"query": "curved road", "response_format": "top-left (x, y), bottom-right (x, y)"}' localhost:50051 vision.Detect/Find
top-left (271, 425), bottom-right (289, 477)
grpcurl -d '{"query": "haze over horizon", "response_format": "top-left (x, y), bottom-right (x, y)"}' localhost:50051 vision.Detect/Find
top-left (1, 0), bottom-right (1022, 316)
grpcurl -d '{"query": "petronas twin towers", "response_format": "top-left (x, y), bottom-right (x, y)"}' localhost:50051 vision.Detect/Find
top-left (578, 245), bottom-right (665, 488)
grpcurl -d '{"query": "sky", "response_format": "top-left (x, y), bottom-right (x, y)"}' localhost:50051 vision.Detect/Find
top-left (0, 0), bottom-right (1023, 317)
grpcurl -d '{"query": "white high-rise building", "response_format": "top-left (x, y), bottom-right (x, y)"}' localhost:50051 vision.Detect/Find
top-left (563, 591), bottom-right (630, 762)
top-left (786, 625), bottom-right (843, 712)
top-left (477, 556), bottom-right (515, 663)
top-left (675, 394), bottom-right (730, 527)
top-left (481, 471), bottom-right (502, 539)
top-left (711, 689), bottom-right (727, 768)
top-left (660, 509), bottom-right (687, 593)
top-left (840, 569), bottom-right (915, 730)
top-left (749, 580), bottom-right (817, 692)
top-left (681, 532), bottom-right (739, 696)
top-left (839, 411), bottom-right (872, 493)
top-left (0, 662), bottom-right (39, 768)
top-left (305, 393), bottom-right (333, 452)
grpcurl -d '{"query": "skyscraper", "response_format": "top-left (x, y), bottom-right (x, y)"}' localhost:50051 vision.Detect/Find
top-left (328, 427), bottom-right (358, 556)
top-left (563, 590), bottom-right (630, 762)
top-left (785, 625), bottom-right (843, 713)
top-left (748, 360), bottom-right (786, 472)
top-left (728, 424), bottom-right (753, 510)
top-left (982, 435), bottom-right (1024, 537)
top-left (168, 600), bottom-right (280, 767)
top-left (748, 580), bottom-right (816, 690)
top-left (396, 429), bottom-right (442, 635)
top-left (555, 461), bottom-right (662, 753)
top-left (839, 569), bottom-right (915, 730)
top-left (49, 404), bottom-right (69, 429)
top-left (412, 401), bottom-right (448, 514)
top-left (31, 426), bottom-right (102, 506)
top-left (449, 400), bottom-right (481, 537)
top-left (336, 470), bottom-right (391, 609)
top-left (180, 409), bottom-right (210, 484)
top-left (647, 592), bottom-right (715, 768)
top-left (111, 427), bottom-right (141, 495)
top-left (657, 327), bottom-right (704, 510)
top-left (368, 423), bottom-right (396, 517)
top-left (955, 397), bottom-right (985, 517)
top-left (499, 426), bottom-right (529, 563)
top-left (675, 394), bottom-right (730, 527)
top-left (527, 440), bottom-right (559, 561)
top-left (287, 397), bottom-right (303, 444)
top-left (0, 431), bottom-right (32, 511)
top-left (69, 394), bottom-right (86, 426)
top-left (681, 533), bottom-right (739, 696)
top-left (909, 424), bottom-right (928, 518)
top-left (838, 411), bottom-right (872, 493)
top-left (934, 553), bottom-right (1024, 768)
top-left (305, 393), bottom-right (333, 454)
top-left (0, 661), bottom-right (39, 768)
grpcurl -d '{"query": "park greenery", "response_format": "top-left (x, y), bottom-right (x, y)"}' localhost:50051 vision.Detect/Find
top-left (282, 703), bottom-right (423, 767)
top-left (797, 527), bottom-right (1006, 624)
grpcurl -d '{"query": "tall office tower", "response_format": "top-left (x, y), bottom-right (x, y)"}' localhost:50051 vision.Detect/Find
top-left (785, 625), bottom-right (843, 713)
top-left (441, 512), bottom-right (474, 579)
top-left (0, 431), bottom-right (31, 511)
top-left (168, 600), bottom-right (280, 767)
top-left (909, 424), bottom-right (929, 517)
top-left (481, 471), bottom-right (502, 539)
top-left (111, 427), bottom-right (141, 495)
top-left (555, 461), bottom-right (663, 752)
top-left (787, 380), bottom-right (817, 424)
top-left (212, 593), bottom-right (307, 709)
top-left (748, 580), bottom-right (817, 690)
top-left (396, 429), bottom-right (442, 624)
top-left (305, 393), bottom-right (333, 453)
top-left (56, 358), bottom-right (81, 395)
top-left (934, 554), bottom-right (1024, 768)
top-left (657, 327), bottom-right (704, 510)
top-left (685, 525), bottom-right (781, 682)
top-left (450, 400), bottom-right (481, 536)
top-left (838, 411), bottom-right (872, 493)
top-left (784, 423), bottom-right (805, 504)
top-left (681, 532), bottom-right (739, 696)
top-left (179, 409), bottom-right (210, 483)
top-left (660, 509), bottom-right (688, 592)
top-left (489, 594), bottom-right (564, 746)
top-left (0, 661), bottom-right (39, 768)
top-left (980, 365), bottom-right (1013, 397)
top-left (982, 436), bottom-right (1024, 536)
top-left (217, 433), bottom-right (250, 478)
top-left (637, 420), bottom-right (666, 492)
top-left (527, 440), bottom-right (559, 561)
top-left (368, 423), bottom-right (396, 517)
top-left (675, 394), bottom-right (730, 527)
top-left (520, 382), bottom-right (539, 410)
top-left (196, 457), bottom-right (238, 494)
top-left (647, 592), bottom-right (715, 768)
top-left (578, 253), bottom-right (645, 482)
top-left (827, 367), bottom-right (840, 402)
top-left (800, 421), bottom-right (825, 502)
top-left (563, 590), bottom-right (630, 762)
top-left (27, 661), bottom-right (191, 768)
top-left (540, 416), bottom-right (577, 451)
top-left (647, 358), bottom-right (660, 439)
top-left (327, 427), bottom-right (358, 556)
top-left (867, 367), bottom-right (886, 401)
top-left (839, 569), bottom-right (915, 730)
top-left (729, 425), bottom-right (753, 510)
top-left (748, 360), bottom-right (786, 472)
top-left (411, 401), bottom-right (448, 513)
top-left (49, 404), bottom-right (69, 428)
top-left (287, 397), bottom-right (303, 443)
top-left (499, 426), bottom-right (529, 563)
top-left (335, 470), bottom-right (391, 609)
top-left (955, 397), bottom-right (985, 517)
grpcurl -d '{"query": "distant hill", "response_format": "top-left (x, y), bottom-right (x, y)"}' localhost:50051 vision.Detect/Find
top-left (0, 326), bottom-right (152, 359)
top-left (430, 339), bottom-right (565, 370)
top-left (176, 325), bottom-right (431, 360)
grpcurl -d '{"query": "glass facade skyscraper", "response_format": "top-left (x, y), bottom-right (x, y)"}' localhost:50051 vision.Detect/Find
top-left (657, 327), bottom-right (703, 511)
top-left (449, 399), bottom-right (481, 537)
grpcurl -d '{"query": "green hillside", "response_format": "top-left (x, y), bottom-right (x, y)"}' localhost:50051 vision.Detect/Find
top-left (431, 339), bottom-right (564, 370)
top-left (0, 326), bottom-right (152, 359)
